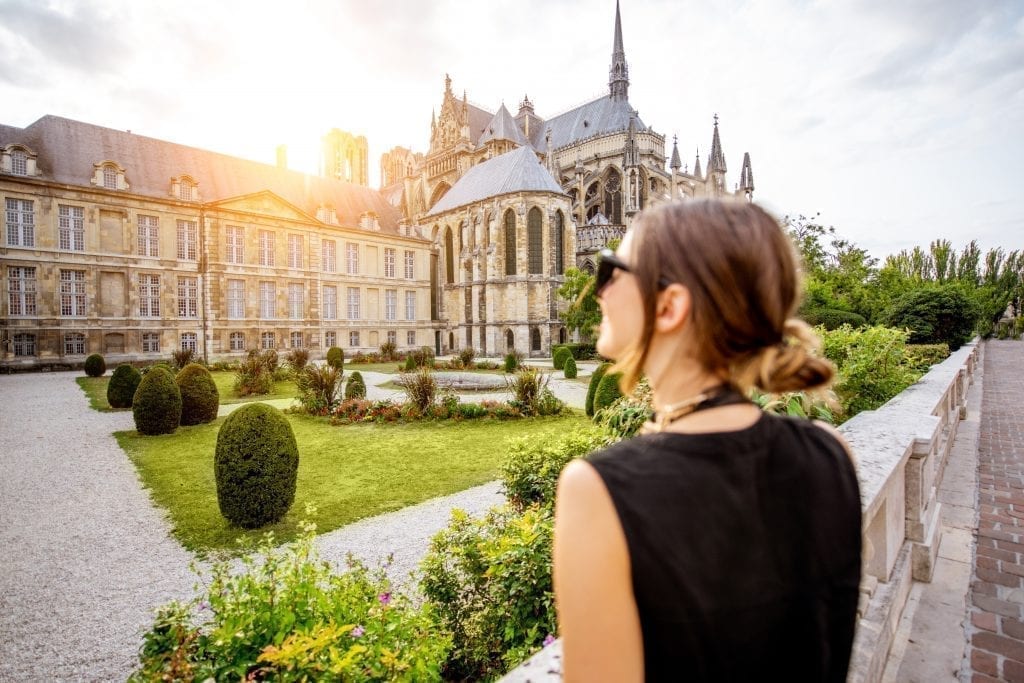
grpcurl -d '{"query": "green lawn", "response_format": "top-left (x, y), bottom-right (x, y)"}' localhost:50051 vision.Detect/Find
top-left (116, 412), bottom-right (593, 555)
top-left (76, 371), bottom-right (298, 412)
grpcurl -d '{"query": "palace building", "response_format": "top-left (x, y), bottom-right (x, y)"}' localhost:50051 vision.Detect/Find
top-left (0, 1), bottom-right (754, 368)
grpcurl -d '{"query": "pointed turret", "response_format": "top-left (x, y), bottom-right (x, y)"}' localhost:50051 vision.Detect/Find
top-left (707, 114), bottom-right (727, 174)
top-left (739, 152), bottom-right (754, 201)
top-left (693, 149), bottom-right (703, 180)
top-left (479, 102), bottom-right (529, 147)
top-left (670, 135), bottom-right (682, 171)
top-left (608, 0), bottom-right (629, 101)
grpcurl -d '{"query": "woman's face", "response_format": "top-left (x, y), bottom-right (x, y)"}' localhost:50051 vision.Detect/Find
top-left (595, 232), bottom-right (645, 360)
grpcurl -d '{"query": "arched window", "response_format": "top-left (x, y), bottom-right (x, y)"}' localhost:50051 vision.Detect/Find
top-left (11, 149), bottom-right (28, 176)
top-left (531, 327), bottom-right (541, 351)
top-left (581, 260), bottom-right (595, 276)
top-left (559, 327), bottom-right (567, 344)
top-left (552, 210), bottom-right (565, 275)
top-left (504, 210), bottom-right (517, 276)
top-left (506, 329), bottom-right (515, 351)
top-left (527, 207), bottom-right (543, 274)
top-left (604, 169), bottom-right (622, 224)
top-left (445, 227), bottom-right (454, 284)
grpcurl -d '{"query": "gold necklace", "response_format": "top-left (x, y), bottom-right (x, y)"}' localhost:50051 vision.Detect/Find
top-left (641, 390), bottom-right (715, 434)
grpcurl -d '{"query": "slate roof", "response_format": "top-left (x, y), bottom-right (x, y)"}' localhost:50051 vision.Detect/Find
top-left (466, 102), bottom-right (495, 145)
top-left (425, 145), bottom-right (563, 216)
top-left (0, 115), bottom-right (408, 236)
top-left (529, 95), bottom-right (647, 151)
top-left (478, 103), bottom-right (529, 146)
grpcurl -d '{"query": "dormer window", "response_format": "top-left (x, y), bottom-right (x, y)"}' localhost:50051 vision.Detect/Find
top-left (359, 212), bottom-right (380, 231)
top-left (102, 165), bottom-right (117, 189)
top-left (170, 175), bottom-right (199, 202)
top-left (316, 205), bottom-right (338, 225)
top-left (2, 144), bottom-right (40, 177)
top-left (92, 161), bottom-right (128, 190)
top-left (11, 150), bottom-right (27, 176)
top-left (180, 178), bottom-right (194, 201)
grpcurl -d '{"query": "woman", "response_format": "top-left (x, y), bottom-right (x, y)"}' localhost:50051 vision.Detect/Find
top-left (553, 200), bottom-right (861, 682)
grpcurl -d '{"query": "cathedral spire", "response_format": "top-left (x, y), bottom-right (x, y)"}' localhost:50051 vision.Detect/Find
top-left (739, 152), bottom-right (754, 200)
top-left (608, 0), bottom-right (629, 101)
top-left (670, 135), bottom-right (682, 171)
top-left (693, 148), bottom-right (703, 180)
top-left (707, 114), bottom-right (727, 174)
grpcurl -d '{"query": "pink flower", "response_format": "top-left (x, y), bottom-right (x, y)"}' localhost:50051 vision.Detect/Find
top-left (350, 625), bottom-right (365, 638)
top-left (378, 592), bottom-right (392, 606)
top-left (542, 634), bottom-right (556, 647)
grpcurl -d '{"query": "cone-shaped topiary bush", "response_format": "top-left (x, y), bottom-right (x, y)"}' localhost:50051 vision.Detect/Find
top-left (84, 353), bottom-right (106, 377)
top-left (564, 355), bottom-right (578, 379)
top-left (326, 346), bottom-right (344, 369)
top-left (585, 362), bottom-right (612, 417)
top-left (132, 366), bottom-right (182, 435)
top-left (345, 371), bottom-right (367, 400)
top-left (593, 371), bottom-right (623, 416)
top-left (404, 354), bottom-right (417, 371)
top-left (215, 403), bottom-right (298, 528)
top-left (107, 363), bottom-right (142, 409)
top-left (176, 363), bottom-right (220, 426)
top-left (553, 347), bottom-right (571, 371)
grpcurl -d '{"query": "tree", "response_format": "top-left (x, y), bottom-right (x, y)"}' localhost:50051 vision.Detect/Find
top-left (558, 268), bottom-right (601, 341)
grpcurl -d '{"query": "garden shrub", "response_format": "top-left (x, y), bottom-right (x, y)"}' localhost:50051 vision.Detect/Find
top-left (421, 505), bottom-right (556, 681)
top-left (503, 351), bottom-right (523, 373)
top-left (295, 364), bottom-right (342, 414)
top-left (171, 348), bottom-right (195, 370)
top-left (132, 522), bottom-right (450, 682)
top-left (379, 340), bottom-right (398, 361)
top-left (214, 403), bottom-right (298, 528)
top-left (552, 343), bottom-right (597, 360)
top-left (132, 366), bottom-right (182, 436)
top-left (407, 346), bottom-right (435, 369)
top-left (84, 353), bottom-right (106, 377)
top-left (107, 363), bottom-right (142, 409)
top-left (820, 324), bottom-right (919, 417)
top-left (506, 368), bottom-right (563, 416)
top-left (345, 371), bottom-right (367, 400)
top-left (552, 347), bottom-right (571, 370)
top-left (563, 355), bottom-right (577, 379)
top-left (284, 348), bottom-right (310, 374)
top-left (259, 348), bottom-right (280, 373)
top-left (399, 367), bottom-right (437, 410)
top-left (882, 285), bottom-right (979, 350)
top-left (326, 346), bottom-right (344, 369)
top-left (458, 347), bottom-right (476, 369)
top-left (233, 352), bottom-right (273, 397)
top-left (585, 362), bottom-right (612, 417)
top-left (176, 363), bottom-right (220, 426)
top-left (502, 429), bottom-right (608, 510)
top-left (904, 343), bottom-right (951, 373)
top-left (595, 378), bottom-right (653, 439)
top-left (750, 389), bottom-right (838, 423)
top-left (801, 307), bottom-right (868, 330)
top-left (404, 355), bottom-right (417, 371)
top-left (592, 371), bottom-right (624, 415)
top-left (140, 361), bottom-right (174, 376)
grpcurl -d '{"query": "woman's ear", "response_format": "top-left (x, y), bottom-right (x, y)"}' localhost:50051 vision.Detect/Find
top-left (654, 284), bottom-right (691, 334)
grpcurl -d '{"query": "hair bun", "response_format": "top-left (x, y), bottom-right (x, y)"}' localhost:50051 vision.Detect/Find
top-left (735, 319), bottom-right (834, 394)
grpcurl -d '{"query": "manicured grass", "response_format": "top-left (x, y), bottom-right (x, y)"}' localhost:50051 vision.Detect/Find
top-left (77, 371), bottom-right (297, 412)
top-left (76, 376), bottom-right (122, 412)
top-left (116, 412), bottom-right (594, 555)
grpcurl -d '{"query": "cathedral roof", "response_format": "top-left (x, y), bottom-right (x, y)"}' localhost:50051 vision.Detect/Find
top-left (1, 115), bottom-right (405, 235)
top-left (425, 145), bottom-right (562, 216)
top-left (478, 103), bottom-right (529, 146)
top-left (532, 95), bottom-right (647, 151)
top-left (466, 102), bottom-right (495, 145)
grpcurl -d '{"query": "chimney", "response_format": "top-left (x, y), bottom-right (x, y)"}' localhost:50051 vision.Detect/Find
top-left (275, 144), bottom-right (288, 170)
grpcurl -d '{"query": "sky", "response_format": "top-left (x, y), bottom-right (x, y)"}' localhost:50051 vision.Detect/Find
top-left (1, 0), bottom-right (1021, 260)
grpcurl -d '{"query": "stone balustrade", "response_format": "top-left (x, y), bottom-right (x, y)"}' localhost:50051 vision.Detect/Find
top-left (500, 340), bottom-right (980, 682)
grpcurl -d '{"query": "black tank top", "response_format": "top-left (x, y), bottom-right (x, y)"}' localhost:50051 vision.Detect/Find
top-left (588, 411), bottom-right (861, 682)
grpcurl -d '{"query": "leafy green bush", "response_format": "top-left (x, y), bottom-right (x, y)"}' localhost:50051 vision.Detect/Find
top-left (506, 368), bottom-right (564, 416)
top-left (882, 285), bottom-right (979, 350)
top-left (284, 348), bottom-right (310, 374)
top-left (458, 347), bottom-right (476, 369)
top-left (750, 389), bottom-right (838, 423)
top-left (407, 346), bottom-right (435, 369)
top-left (503, 351), bottom-right (523, 373)
top-left (904, 343), bottom-right (951, 373)
top-left (379, 340), bottom-right (398, 361)
top-left (563, 355), bottom-right (577, 379)
top-left (214, 403), bottom-right (298, 528)
top-left (171, 348), bottom-right (194, 370)
top-left (345, 371), bottom-right (367, 400)
top-left (399, 367), bottom-right (437, 410)
top-left (176, 363), bottom-right (220, 426)
top-left (84, 353), bottom-right (106, 377)
top-left (801, 307), bottom-right (868, 330)
top-left (234, 351), bottom-right (273, 397)
top-left (593, 371), bottom-right (624, 415)
top-left (820, 324), bottom-right (920, 417)
top-left (552, 347), bottom-right (571, 370)
top-left (326, 346), bottom-right (344, 369)
top-left (421, 505), bottom-right (556, 681)
top-left (107, 363), bottom-right (142, 409)
top-left (295, 364), bottom-right (342, 414)
top-left (502, 429), bottom-right (607, 510)
top-left (404, 355), bottom-right (417, 371)
top-left (132, 521), bottom-right (450, 682)
top-left (552, 343), bottom-right (597, 360)
top-left (585, 361), bottom-right (612, 417)
top-left (132, 366), bottom-right (182, 436)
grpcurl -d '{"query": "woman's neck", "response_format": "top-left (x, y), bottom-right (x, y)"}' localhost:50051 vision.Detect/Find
top-left (646, 359), bottom-right (721, 411)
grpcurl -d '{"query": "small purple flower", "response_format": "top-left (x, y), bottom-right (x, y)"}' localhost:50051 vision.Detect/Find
top-left (198, 601), bottom-right (210, 611)
top-left (378, 592), bottom-right (392, 606)
top-left (350, 624), bottom-right (365, 638)
top-left (543, 634), bottom-right (556, 647)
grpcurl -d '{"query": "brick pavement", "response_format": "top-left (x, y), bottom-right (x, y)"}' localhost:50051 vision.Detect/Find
top-left (968, 341), bottom-right (1024, 682)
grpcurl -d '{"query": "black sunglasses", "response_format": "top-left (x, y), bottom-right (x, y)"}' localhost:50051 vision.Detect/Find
top-left (595, 248), bottom-right (672, 296)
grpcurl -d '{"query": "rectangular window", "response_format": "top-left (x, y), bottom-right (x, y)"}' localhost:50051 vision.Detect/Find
top-left (325, 331), bottom-right (337, 348)
top-left (13, 333), bottom-right (36, 356)
top-left (180, 332), bottom-right (197, 352)
top-left (8, 266), bottom-right (36, 316)
top-left (6, 198), bottom-right (34, 247)
top-left (261, 331), bottom-right (275, 350)
top-left (322, 285), bottom-right (337, 320)
top-left (260, 282), bottom-right (276, 319)
top-left (407, 330), bottom-right (416, 346)
top-left (259, 230), bottom-right (275, 266)
top-left (290, 331), bottom-right (303, 349)
top-left (288, 234), bottom-right (303, 269)
top-left (385, 289), bottom-right (397, 321)
top-left (288, 283), bottom-right (304, 320)
top-left (387, 330), bottom-right (397, 345)
top-left (225, 225), bottom-right (244, 264)
top-left (64, 332), bottom-right (86, 355)
top-left (322, 239), bottom-right (336, 272)
top-left (11, 150), bottom-right (28, 176)
top-left (60, 270), bottom-right (87, 316)
top-left (102, 165), bottom-right (118, 190)
top-left (176, 220), bottom-right (197, 260)
top-left (227, 279), bottom-right (245, 319)
top-left (404, 250), bottom-right (415, 279)
top-left (347, 287), bottom-right (360, 320)
top-left (138, 274), bottom-right (160, 317)
top-left (142, 332), bottom-right (160, 353)
top-left (177, 276), bottom-right (198, 318)
top-left (384, 248), bottom-right (396, 278)
top-left (137, 215), bottom-right (159, 257)
top-left (346, 243), bottom-right (359, 274)
top-left (58, 205), bottom-right (85, 251)
top-left (229, 331), bottom-right (245, 351)
top-left (349, 331), bottom-right (360, 347)
top-left (405, 291), bottom-right (416, 321)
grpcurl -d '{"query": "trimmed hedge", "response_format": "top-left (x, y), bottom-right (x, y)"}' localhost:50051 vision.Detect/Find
top-left (214, 403), bottom-right (298, 529)
top-left (551, 343), bottom-right (598, 360)
top-left (84, 354), bottom-right (106, 377)
top-left (593, 371), bottom-right (624, 415)
top-left (107, 363), bottom-right (142, 409)
top-left (132, 366), bottom-right (182, 435)
top-left (563, 356), bottom-right (578, 379)
top-left (585, 362), bottom-right (613, 417)
top-left (176, 363), bottom-right (220, 425)
top-left (552, 347), bottom-right (571, 370)
top-left (326, 346), bottom-right (344, 369)
top-left (802, 307), bottom-right (868, 330)
top-left (882, 285), bottom-right (979, 350)
top-left (345, 371), bottom-right (367, 400)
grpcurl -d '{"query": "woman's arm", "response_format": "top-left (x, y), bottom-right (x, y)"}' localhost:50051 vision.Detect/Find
top-left (553, 459), bottom-right (644, 683)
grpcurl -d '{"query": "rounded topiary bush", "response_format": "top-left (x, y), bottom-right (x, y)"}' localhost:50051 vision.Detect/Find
top-left (215, 403), bottom-right (298, 528)
top-left (84, 353), bottom-right (106, 377)
top-left (585, 362), bottom-right (612, 417)
top-left (553, 347), bottom-right (571, 371)
top-left (132, 366), bottom-right (182, 435)
top-left (564, 355), bottom-right (578, 379)
top-left (345, 371), bottom-right (367, 400)
top-left (176, 363), bottom-right (220, 426)
top-left (593, 371), bottom-right (624, 415)
top-left (107, 363), bottom-right (142, 409)
top-left (326, 346), bottom-right (344, 369)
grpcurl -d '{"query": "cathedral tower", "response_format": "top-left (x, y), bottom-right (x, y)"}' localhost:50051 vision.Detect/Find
top-left (608, 0), bottom-right (629, 102)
